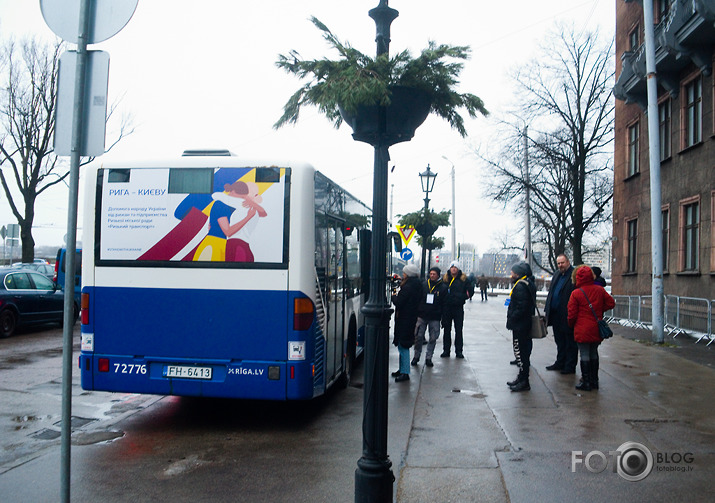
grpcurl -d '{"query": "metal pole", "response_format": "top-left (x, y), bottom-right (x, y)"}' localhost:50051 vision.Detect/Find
top-left (356, 2), bottom-right (397, 501)
top-left (523, 126), bottom-right (532, 268)
top-left (61, 0), bottom-right (91, 501)
top-left (420, 197), bottom-right (429, 278)
top-left (643, 0), bottom-right (664, 343)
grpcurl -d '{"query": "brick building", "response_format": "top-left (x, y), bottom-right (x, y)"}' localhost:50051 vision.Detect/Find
top-left (613, 0), bottom-right (714, 299)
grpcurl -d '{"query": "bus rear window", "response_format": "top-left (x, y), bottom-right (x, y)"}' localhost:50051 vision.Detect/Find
top-left (168, 168), bottom-right (214, 194)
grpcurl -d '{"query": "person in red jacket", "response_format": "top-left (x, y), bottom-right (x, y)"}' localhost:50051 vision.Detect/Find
top-left (567, 265), bottom-right (616, 391)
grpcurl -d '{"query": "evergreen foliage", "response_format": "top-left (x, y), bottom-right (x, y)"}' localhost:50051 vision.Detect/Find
top-left (275, 17), bottom-right (488, 136)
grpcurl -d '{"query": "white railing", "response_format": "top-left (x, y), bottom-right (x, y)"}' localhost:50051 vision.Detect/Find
top-left (607, 295), bottom-right (714, 345)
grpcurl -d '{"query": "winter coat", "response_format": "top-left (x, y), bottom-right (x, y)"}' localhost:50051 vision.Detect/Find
top-left (442, 271), bottom-right (474, 310)
top-left (567, 265), bottom-right (616, 343)
top-left (392, 276), bottom-right (422, 348)
top-left (418, 277), bottom-right (447, 321)
top-left (506, 276), bottom-right (536, 333)
top-left (477, 276), bottom-right (490, 291)
top-left (545, 266), bottom-right (574, 332)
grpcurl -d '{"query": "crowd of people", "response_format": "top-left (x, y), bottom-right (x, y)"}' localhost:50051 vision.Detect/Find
top-left (391, 254), bottom-right (615, 393)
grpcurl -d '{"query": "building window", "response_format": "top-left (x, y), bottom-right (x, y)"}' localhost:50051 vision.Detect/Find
top-left (662, 207), bottom-right (669, 273)
top-left (629, 28), bottom-right (639, 50)
top-left (711, 192), bottom-right (715, 272)
top-left (627, 122), bottom-right (639, 176)
top-left (680, 198), bottom-right (700, 271)
top-left (626, 218), bottom-right (638, 273)
top-left (658, 99), bottom-right (671, 161)
top-left (684, 77), bottom-right (702, 148)
top-left (657, 0), bottom-right (672, 23)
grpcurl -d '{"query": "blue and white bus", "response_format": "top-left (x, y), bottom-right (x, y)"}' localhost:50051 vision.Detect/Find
top-left (79, 150), bottom-right (372, 400)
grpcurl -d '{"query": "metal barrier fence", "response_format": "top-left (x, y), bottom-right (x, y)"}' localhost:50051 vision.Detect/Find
top-left (605, 295), bottom-right (714, 346)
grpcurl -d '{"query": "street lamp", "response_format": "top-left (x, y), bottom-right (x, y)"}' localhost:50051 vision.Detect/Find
top-left (418, 164), bottom-right (437, 278)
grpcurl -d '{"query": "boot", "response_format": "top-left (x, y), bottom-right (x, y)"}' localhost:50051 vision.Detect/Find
top-left (507, 370), bottom-right (524, 387)
top-left (590, 359), bottom-right (599, 390)
top-left (575, 361), bottom-right (592, 391)
top-left (510, 377), bottom-right (530, 392)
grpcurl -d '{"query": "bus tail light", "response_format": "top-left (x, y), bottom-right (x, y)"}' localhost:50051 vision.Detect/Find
top-left (98, 358), bottom-right (109, 372)
top-left (293, 298), bottom-right (314, 331)
top-left (81, 293), bottom-right (89, 325)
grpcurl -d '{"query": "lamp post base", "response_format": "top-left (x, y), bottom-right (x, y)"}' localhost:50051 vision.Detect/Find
top-left (355, 458), bottom-right (394, 503)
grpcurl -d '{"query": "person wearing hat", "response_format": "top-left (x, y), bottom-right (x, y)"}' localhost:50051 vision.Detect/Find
top-left (412, 266), bottom-right (447, 368)
top-left (440, 261), bottom-right (474, 358)
top-left (591, 266), bottom-right (607, 287)
top-left (391, 263), bottom-right (422, 382)
top-left (506, 261), bottom-right (537, 392)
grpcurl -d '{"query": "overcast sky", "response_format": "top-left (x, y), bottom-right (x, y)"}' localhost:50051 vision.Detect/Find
top-left (0, 0), bottom-right (614, 255)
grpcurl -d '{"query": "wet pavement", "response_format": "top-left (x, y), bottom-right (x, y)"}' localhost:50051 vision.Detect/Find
top-left (1, 295), bottom-right (714, 502)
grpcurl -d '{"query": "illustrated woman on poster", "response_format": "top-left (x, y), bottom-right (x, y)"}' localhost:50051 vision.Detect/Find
top-left (193, 180), bottom-right (267, 262)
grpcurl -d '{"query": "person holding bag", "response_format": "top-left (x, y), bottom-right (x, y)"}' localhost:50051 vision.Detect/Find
top-left (567, 265), bottom-right (616, 391)
top-left (506, 262), bottom-right (537, 392)
top-left (391, 264), bottom-right (422, 382)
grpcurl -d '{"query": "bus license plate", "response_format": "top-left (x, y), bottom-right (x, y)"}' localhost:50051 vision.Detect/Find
top-left (164, 365), bottom-right (212, 380)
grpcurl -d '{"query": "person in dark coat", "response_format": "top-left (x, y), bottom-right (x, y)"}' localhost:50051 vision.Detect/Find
top-left (592, 266), bottom-right (607, 287)
top-left (391, 264), bottom-right (422, 382)
top-left (440, 261), bottom-right (474, 358)
top-left (506, 262), bottom-right (537, 392)
top-left (477, 274), bottom-right (490, 301)
top-left (544, 254), bottom-right (577, 374)
top-left (568, 265), bottom-right (616, 391)
top-left (412, 267), bottom-right (447, 368)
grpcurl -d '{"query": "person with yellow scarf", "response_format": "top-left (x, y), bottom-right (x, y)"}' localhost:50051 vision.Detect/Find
top-left (506, 262), bottom-right (537, 392)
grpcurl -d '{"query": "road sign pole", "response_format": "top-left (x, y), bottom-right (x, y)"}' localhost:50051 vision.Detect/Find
top-left (60, 1), bottom-right (91, 501)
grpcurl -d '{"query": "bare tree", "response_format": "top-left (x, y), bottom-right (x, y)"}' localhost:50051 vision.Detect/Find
top-left (478, 24), bottom-right (614, 271)
top-left (0, 37), bottom-right (132, 262)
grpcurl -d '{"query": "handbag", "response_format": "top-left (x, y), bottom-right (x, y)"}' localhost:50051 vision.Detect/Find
top-left (578, 288), bottom-right (613, 339)
top-left (530, 304), bottom-right (547, 339)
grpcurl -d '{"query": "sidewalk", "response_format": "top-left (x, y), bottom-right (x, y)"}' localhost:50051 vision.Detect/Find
top-left (393, 295), bottom-right (715, 502)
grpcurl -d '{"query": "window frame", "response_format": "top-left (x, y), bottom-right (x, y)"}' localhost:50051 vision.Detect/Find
top-left (658, 98), bottom-right (671, 161)
top-left (628, 26), bottom-right (640, 51)
top-left (627, 121), bottom-right (640, 177)
top-left (625, 217), bottom-right (638, 274)
top-left (682, 76), bottom-right (702, 149)
top-left (711, 191), bottom-right (715, 273)
top-left (679, 196), bottom-right (700, 272)
top-left (662, 206), bottom-right (670, 273)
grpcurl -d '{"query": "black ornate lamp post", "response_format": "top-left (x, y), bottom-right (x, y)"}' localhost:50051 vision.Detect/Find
top-left (417, 165), bottom-right (437, 278)
top-left (353, 2), bottom-right (408, 502)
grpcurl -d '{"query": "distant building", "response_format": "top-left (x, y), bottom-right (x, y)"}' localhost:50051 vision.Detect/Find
top-left (613, 0), bottom-right (714, 299)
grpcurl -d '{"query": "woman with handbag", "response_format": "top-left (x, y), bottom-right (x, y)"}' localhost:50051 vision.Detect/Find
top-left (567, 265), bottom-right (616, 391)
top-left (506, 262), bottom-right (537, 392)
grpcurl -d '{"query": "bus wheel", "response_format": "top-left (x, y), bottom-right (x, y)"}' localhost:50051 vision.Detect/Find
top-left (0, 309), bottom-right (17, 338)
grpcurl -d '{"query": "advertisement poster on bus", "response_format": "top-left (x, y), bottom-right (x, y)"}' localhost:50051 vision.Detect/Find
top-left (99, 167), bottom-right (287, 264)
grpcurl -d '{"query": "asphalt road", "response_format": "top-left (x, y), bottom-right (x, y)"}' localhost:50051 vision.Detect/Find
top-left (1, 298), bottom-right (714, 502)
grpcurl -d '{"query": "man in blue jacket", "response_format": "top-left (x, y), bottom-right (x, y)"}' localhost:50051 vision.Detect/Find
top-left (544, 254), bottom-right (577, 374)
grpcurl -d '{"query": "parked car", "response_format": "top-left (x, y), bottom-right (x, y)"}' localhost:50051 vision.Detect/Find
top-left (0, 269), bottom-right (68, 338)
top-left (9, 262), bottom-right (55, 279)
top-left (54, 248), bottom-right (82, 307)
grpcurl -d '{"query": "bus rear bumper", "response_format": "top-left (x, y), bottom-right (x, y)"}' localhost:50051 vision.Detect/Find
top-left (79, 354), bottom-right (316, 400)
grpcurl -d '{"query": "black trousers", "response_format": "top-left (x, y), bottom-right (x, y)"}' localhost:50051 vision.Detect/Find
top-left (512, 328), bottom-right (532, 374)
top-left (553, 325), bottom-right (578, 371)
top-left (442, 307), bottom-right (464, 355)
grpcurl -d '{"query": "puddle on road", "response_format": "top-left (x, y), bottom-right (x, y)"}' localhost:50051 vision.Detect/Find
top-left (452, 388), bottom-right (487, 399)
